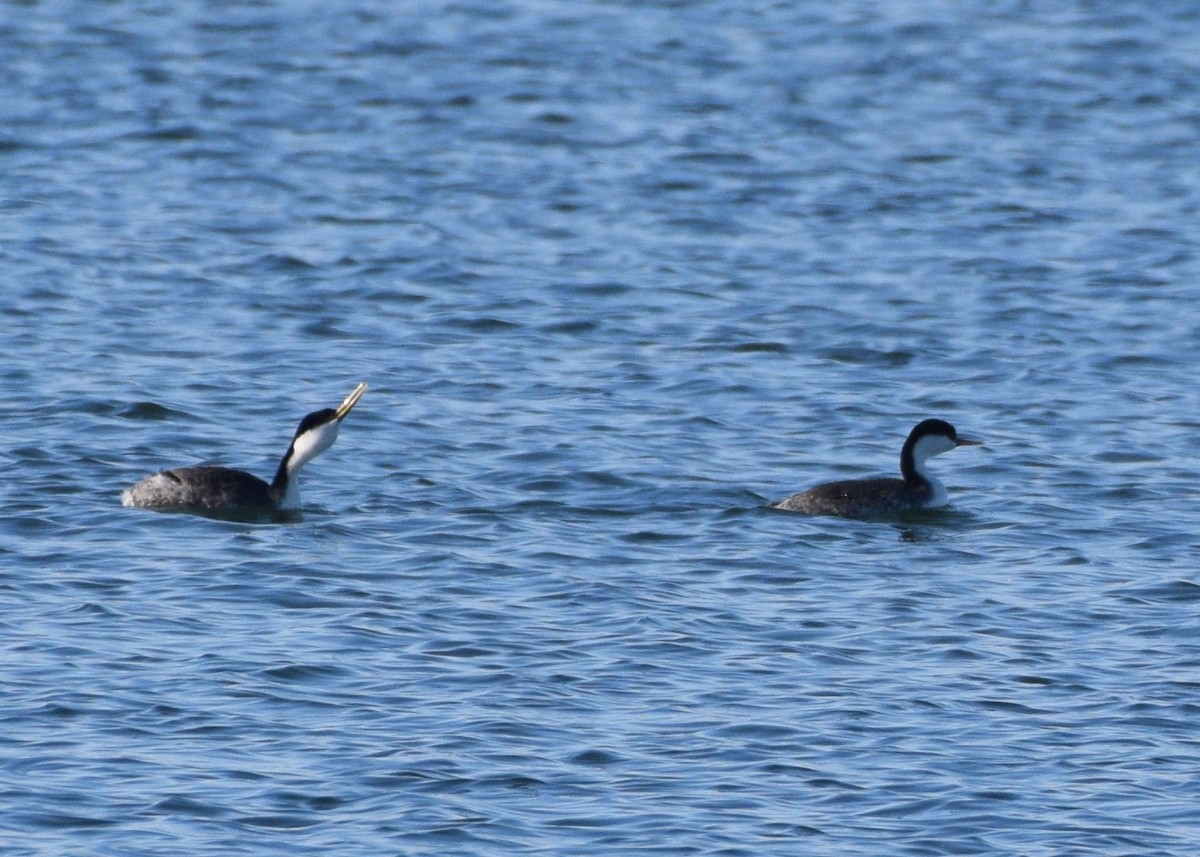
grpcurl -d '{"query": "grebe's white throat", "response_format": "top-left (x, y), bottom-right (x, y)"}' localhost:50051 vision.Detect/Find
top-left (773, 418), bottom-right (983, 518)
top-left (122, 382), bottom-right (368, 513)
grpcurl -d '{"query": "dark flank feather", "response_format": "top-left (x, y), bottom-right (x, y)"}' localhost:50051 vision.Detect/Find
top-left (123, 466), bottom-right (275, 509)
top-left (773, 477), bottom-right (933, 517)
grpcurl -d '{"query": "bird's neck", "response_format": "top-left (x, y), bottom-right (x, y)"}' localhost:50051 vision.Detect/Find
top-left (900, 450), bottom-right (925, 484)
top-left (269, 448), bottom-right (303, 508)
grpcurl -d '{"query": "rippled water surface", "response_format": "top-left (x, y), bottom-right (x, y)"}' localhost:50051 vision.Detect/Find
top-left (4, 2), bottom-right (1200, 854)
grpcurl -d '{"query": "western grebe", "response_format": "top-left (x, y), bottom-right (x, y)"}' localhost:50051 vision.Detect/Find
top-left (772, 418), bottom-right (983, 517)
top-left (122, 382), bottom-right (367, 512)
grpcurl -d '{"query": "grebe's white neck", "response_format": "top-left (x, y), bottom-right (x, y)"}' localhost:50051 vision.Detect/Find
top-left (908, 432), bottom-right (958, 478)
top-left (899, 421), bottom-right (982, 506)
top-left (288, 419), bottom-right (342, 472)
top-left (271, 417), bottom-right (345, 509)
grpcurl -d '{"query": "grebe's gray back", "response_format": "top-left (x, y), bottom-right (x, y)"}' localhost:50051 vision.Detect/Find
top-left (122, 383), bottom-right (367, 512)
top-left (773, 418), bottom-right (983, 518)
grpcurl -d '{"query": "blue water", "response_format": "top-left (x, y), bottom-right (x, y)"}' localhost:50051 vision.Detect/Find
top-left (4, 2), bottom-right (1200, 854)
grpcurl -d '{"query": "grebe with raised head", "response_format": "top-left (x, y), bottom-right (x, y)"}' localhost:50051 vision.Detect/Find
top-left (773, 418), bottom-right (983, 518)
top-left (122, 383), bottom-right (367, 512)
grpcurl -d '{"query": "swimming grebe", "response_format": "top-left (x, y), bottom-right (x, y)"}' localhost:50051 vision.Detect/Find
top-left (122, 383), bottom-right (367, 512)
top-left (773, 418), bottom-right (982, 517)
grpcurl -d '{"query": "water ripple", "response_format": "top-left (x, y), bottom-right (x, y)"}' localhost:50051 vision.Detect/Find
top-left (4, 2), bottom-right (1200, 856)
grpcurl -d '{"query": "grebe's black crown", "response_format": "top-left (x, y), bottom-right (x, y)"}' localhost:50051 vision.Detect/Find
top-left (293, 407), bottom-right (339, 439)
top-left (910, 418), bottom-right (958, 441)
